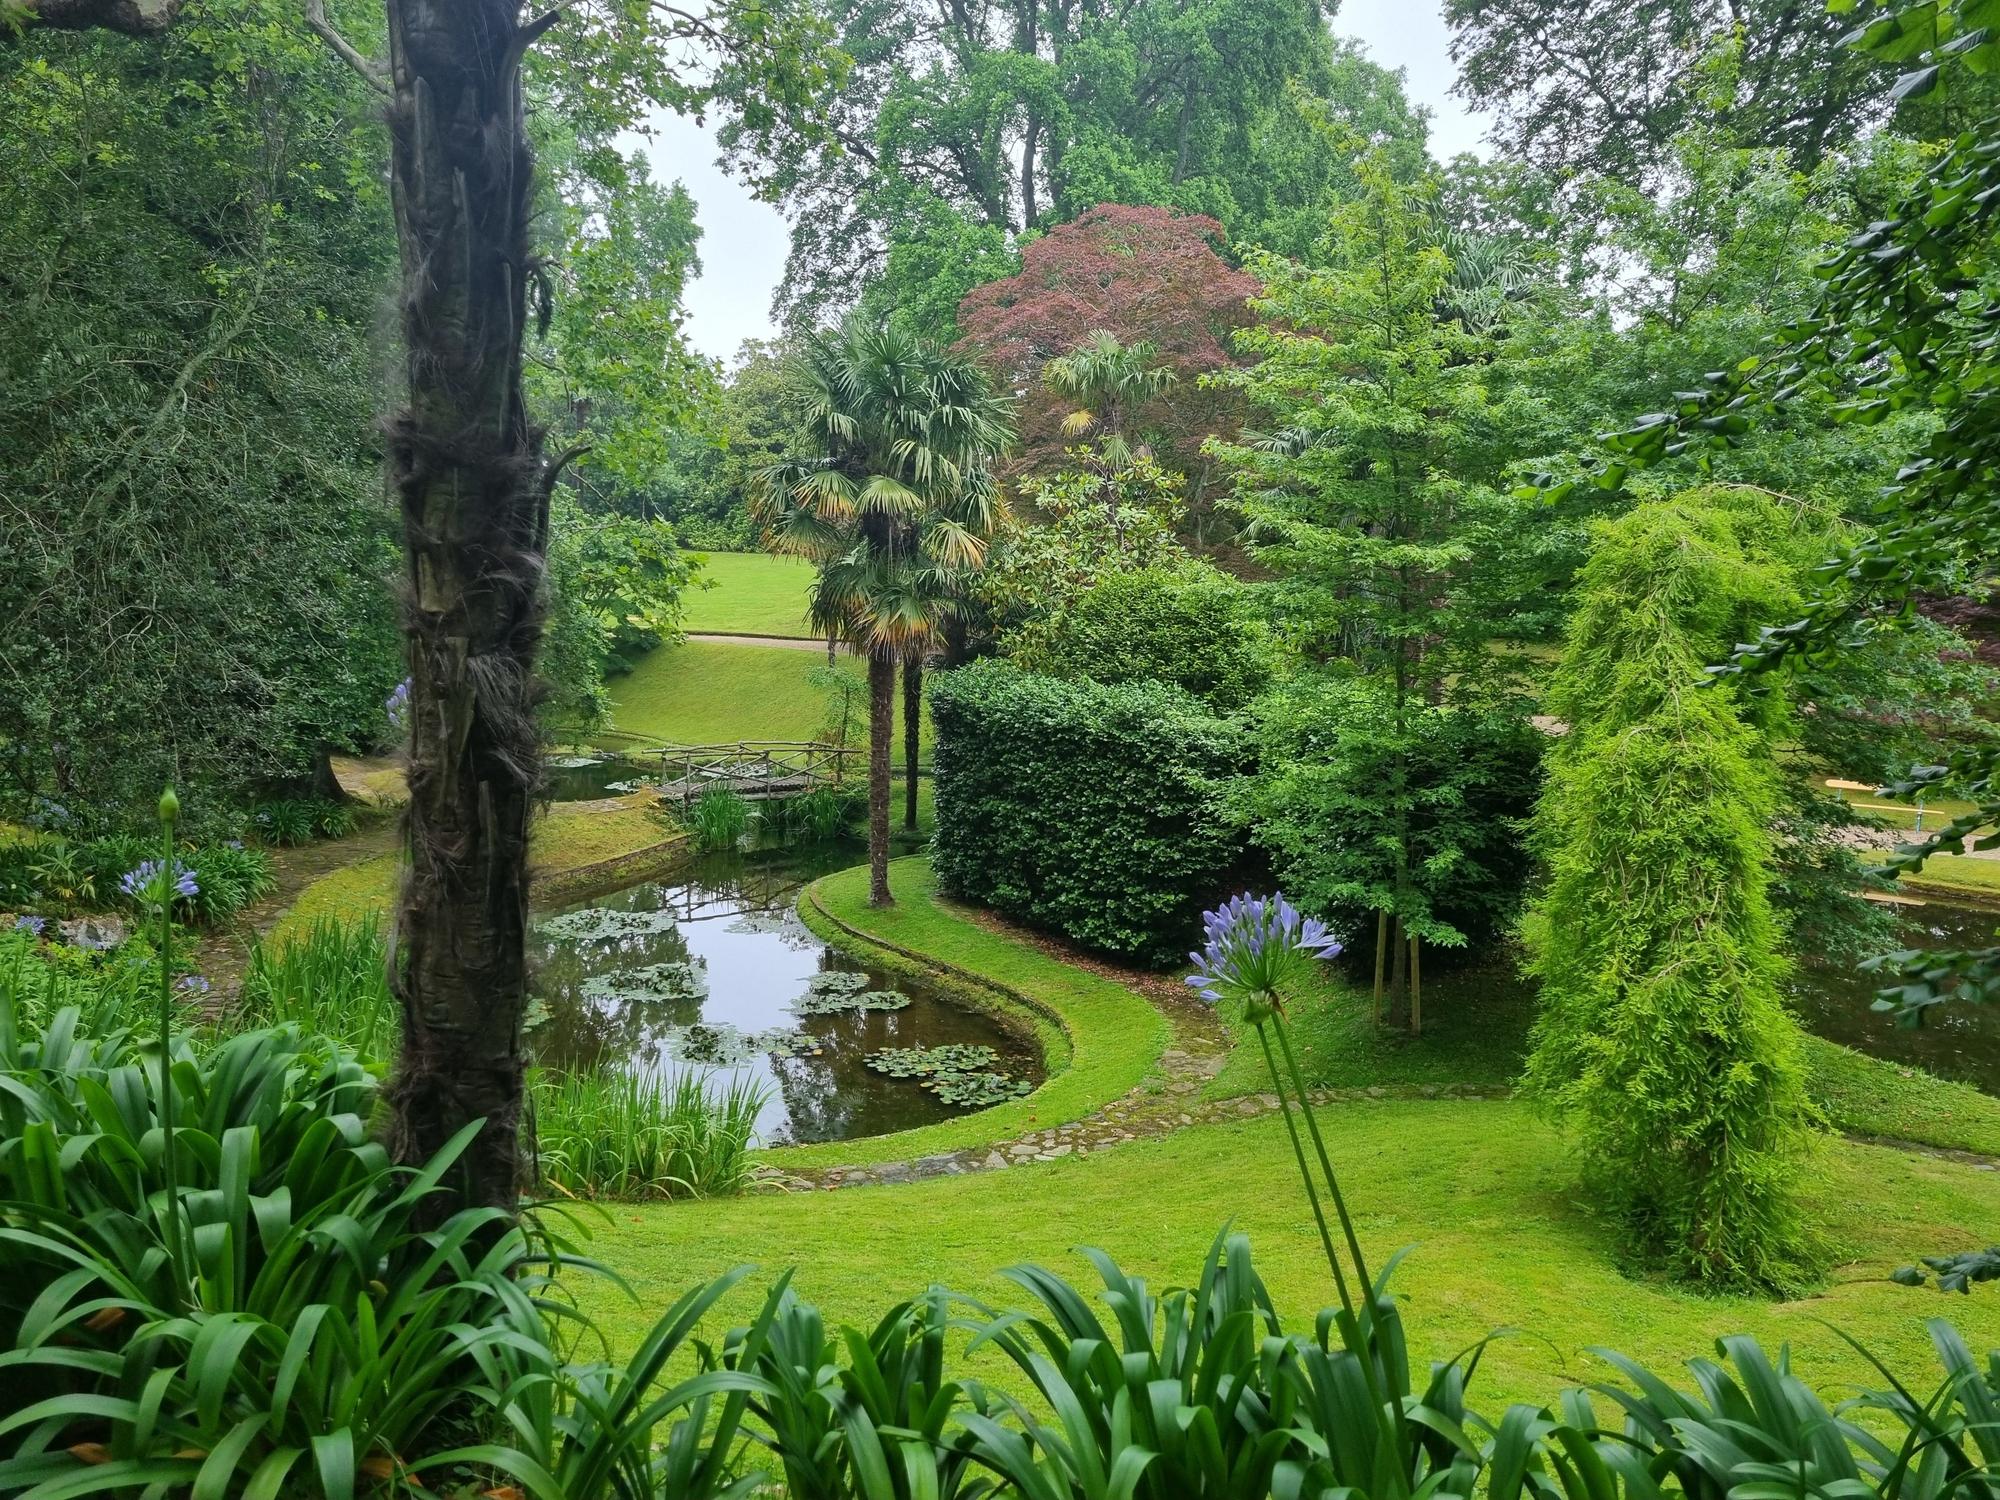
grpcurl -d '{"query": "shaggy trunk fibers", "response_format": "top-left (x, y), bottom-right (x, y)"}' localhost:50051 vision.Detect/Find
top-left (381, 0), bottom-right (560, 1210)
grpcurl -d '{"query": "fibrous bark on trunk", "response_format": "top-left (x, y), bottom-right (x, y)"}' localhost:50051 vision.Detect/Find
top-left (380, 0), bottom-right (555, 1211)
top-left (868, 650), bottom-right (894, 905)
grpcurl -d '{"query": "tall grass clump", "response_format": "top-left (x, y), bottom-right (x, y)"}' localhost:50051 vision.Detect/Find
top-left (532, 1066), bottom-right (767, 1199)
top-left (778, 783), bottom-right (860, 843)
top-left (689, 786), bottom-right (751, 851)
top-left (1523, 490), bottom-right (1821, 1291)
top-left (238, 915), bottom-right (398, 1063)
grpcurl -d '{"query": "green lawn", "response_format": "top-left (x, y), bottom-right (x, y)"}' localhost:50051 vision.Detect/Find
top-left (684, 551), bottom-right (816, 637)
top-left (1210, 951), bottom-right (2000, 1156)
top-left (271, 801), bottom-right (679, 942)
top-left (778, 858), bottom-right (1170, 1169)
top-left (584, 1101), bottom-right (2000, 1414)
top-left (608, 639), bottom-right (930, 750)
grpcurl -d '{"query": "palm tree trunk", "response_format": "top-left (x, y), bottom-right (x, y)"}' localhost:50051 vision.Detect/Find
top-left (868, 650), bottom-right (895, 905)
top-left (902, 657), bottom-right (922, 832)
top-left (379, 0), bottom-right (555, 1211)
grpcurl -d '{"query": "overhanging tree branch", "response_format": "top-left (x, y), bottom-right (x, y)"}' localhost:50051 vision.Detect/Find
top-left (2, 0), bottom-right (184, 37)
top-left (304, 0), bottom-right (389, 91)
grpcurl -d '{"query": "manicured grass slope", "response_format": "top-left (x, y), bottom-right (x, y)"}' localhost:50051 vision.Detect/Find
top-left (586, 1101), bottom-right (2000, 1412)
top-left (775, 859), bottom-right (1169, 1169)
top-left (685, 551), bottom-right (817, 638)
top-left (271, 802), bottom-right (675, 942)
top-left (608, 640), bottom-right (930, 749)
top-left (1211, 957), bottom-right (2000, 1156)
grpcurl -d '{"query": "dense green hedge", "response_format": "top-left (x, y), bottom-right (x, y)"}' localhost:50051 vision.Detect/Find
top-left (930, 660), bottom-right (1250, 964)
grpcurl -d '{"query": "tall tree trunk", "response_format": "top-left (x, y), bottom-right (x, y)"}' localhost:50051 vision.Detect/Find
top-left (380, 0), bottom-right (554, 1211)
top-left (868, 649), bottom-right (895, 905)
top-left (903, 657), bottom-right (922, 831)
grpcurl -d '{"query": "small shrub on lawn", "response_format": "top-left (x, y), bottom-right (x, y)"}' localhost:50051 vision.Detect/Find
top-left (931, 659), bottom-right (1250, 963)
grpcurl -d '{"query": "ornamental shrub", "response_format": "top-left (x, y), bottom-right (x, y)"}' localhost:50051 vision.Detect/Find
top-left (1241, 674), bottom-right (1543, 958)
top-left (1523, 491), bottom-right (1822, 1292)
top-left (1010, 564), bottom-right (1273, 712)
top-left (930, 659), bottom-right (1250, 963)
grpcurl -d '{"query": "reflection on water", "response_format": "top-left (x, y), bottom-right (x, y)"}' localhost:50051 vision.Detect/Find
top-left (544, 752), bottom-right (658, 801)
top-left (1788, 896), bottom-right (2000, 1092)
top-left (528, 844), bottom-right (1042, 1144)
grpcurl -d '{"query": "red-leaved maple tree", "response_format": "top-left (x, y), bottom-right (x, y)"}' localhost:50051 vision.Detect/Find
top-left (956, 204), bottom-right (1259, 493)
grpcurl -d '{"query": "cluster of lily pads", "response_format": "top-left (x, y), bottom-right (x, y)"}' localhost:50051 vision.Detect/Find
top-left (791, 969), bottom-right (911, 1016)
top-left (538, 905), bottom-right (680, 946)
top-left (579, 958), bottom-right (708, 1007)
top-left (864, 1043), bottom-right (1033, 1109)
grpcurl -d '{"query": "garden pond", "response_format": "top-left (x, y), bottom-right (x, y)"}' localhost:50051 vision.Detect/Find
top-left (528, 842), bottom-right (1043, 1146)
top-left (1789, 893), bottom-right (2000, 1092)
top-left (545, 752), bottom-right (657, 802)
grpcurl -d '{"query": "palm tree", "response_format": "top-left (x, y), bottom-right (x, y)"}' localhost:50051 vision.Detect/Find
top-left (1042, 331), bottom-right (1175, 549)
top-left (753, 319), bottom-right (1012, 905)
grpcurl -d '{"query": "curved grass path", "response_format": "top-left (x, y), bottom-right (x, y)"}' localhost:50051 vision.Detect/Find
top-left (769, 858), bottom-right (1178, 1175)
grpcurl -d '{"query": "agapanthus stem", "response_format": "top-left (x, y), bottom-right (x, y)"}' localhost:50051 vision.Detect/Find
top-left (1272, 1012), bottom-right (1374, 1298)
top-left (1256, 1019), bottom-right (1355, 1321)
top-left (157, 800), bottom-right (184, 1311)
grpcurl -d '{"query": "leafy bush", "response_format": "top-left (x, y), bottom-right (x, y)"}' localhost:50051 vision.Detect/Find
top-left (530, 1067), bottom-right (767, 1199)
top-left (0, 841), bottom-right (40, 906)
top-left (931, 659), bottom-right (1251, 963)
top-left (1011, 564), bottom-right (1272, 711)
top-left (1242, 674), bottom-right (1544, 955)
top-left (182, 839), bottom-right (278, 923)
top-left (237, 916), bottom-right (397, 1062)
top-left (1524, 494), bottom-right (1820, 1291)
top-left (251, 795), bottom-right (361, 846)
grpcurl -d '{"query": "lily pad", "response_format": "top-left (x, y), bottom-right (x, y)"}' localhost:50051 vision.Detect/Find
top-left (864, 1043), bottom-right (1031, 1108)
top-left (865, 1044), bottom-right (1000, 1079)
top-left (538, 906), bottom-right (680, 945)
top-left (580, 958), bottom-right (708, 1006)
top-left (804, 969), bottom-right (871, 995)
top-left (792, 986), bottom-right (911, 1016)
top-left (929, 1071), bottom-right (1034, 1108)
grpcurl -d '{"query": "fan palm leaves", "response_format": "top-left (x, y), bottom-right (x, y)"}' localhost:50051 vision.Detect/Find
top-left (752, 318), bottom-right (1012, 905)
top-left (1043, 330), bottom-right (1176, 473)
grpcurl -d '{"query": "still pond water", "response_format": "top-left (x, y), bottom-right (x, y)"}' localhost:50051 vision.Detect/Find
top-left (528, 842), bottom-right (1041, 1146)
top-left (1789, 896), bottom-right (2000, 1092)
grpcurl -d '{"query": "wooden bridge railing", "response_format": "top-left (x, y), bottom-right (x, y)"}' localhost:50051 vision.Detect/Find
top-left (641, 740), bottom-right (865, 803)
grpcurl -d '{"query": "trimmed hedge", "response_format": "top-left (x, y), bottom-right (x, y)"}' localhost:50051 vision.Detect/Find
top-left (930, 659), bottom-right (1250, 964)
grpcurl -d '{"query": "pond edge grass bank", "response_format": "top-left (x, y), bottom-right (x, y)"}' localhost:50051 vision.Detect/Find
top-left (768, 857), bottom-right (1170, 1171)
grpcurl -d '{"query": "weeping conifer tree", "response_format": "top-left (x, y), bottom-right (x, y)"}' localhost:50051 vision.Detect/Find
top-left (1523, 488), bottom-right (1822, 1291)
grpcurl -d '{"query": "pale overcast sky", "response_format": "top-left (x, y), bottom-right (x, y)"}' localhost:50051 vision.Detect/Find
top-left (638, 0), bottom-right (1488, 363)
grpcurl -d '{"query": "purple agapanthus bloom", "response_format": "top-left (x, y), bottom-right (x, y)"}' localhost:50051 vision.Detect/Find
top-left (12, 914), bottom-right (45, 936)
top-left (176, 974), bottom-right (211, 995)
top-left (1186, 892), bottom-right (1341, 1022)
top-left (121, 858), bottom-right (199, 905)
top-left (386, 678), bottom-right (412, 733)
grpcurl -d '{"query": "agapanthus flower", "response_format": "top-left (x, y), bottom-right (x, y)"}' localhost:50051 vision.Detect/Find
top-left (176, 974), bottom-right (211, 995)
top-left (386, 678), bottom-right (412, 733)
top-left (12, 914), bottom-right (45, 936)
top-left (121, 858), bottom-right (199, 906)
top-left (1186, 892), bottom-right (1341, 1023)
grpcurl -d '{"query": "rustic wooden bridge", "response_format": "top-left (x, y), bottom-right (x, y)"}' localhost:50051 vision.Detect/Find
top-left (628, 739), bottom-right (864, 807)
